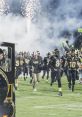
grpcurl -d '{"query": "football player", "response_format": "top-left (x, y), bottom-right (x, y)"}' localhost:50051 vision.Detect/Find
top-left (67, 49), bottom-right (79, 91)
top-left (29, 51), bottom-right (42, 91)
top-left (50, 48), bottom-right (62, 96)
top-left (42, 52), bottom-right (51, 80)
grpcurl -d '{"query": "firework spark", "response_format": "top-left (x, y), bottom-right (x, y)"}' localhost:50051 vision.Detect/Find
top-left (25, 0), bottom-right (41, 32)
top-left (0, 0), bottom-right (5, 14)
top-left (25, 0), bottom-right (41, 19)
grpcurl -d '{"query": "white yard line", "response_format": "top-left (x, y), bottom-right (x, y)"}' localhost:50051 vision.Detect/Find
top-left (34, 103), bottom-right (82, 110)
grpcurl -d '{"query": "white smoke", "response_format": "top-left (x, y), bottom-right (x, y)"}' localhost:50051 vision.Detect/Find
top-left (0, 0), bottom-right (5, 14)
top-left (0, 0), bottom-right (82, 56)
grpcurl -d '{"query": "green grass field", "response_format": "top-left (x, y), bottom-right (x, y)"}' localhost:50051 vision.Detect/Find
top-left (16, 76), bottom-right (82, 117)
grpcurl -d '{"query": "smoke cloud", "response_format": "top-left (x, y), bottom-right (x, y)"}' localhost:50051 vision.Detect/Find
top-left (0, 0), bottom-right (82, 55)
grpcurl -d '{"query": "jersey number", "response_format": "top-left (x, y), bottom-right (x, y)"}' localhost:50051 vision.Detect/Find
top-left (56, 60), bottom-right (60, 67)
top-left (70, 62), bottom-right (76, 68)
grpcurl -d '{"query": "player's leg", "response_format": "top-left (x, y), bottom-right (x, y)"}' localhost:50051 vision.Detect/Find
top-left (68, 70), bottom-right (72, 90)
top-left (60, 68), bottom-right (64, 77)
top-left (72, 70), bottom-right (76, 92)
top-left (32, 73), bottom-right (37, 91)
top-left (23, 71), bottom-right (26, 81)
top-left (42, 69), bottom-right (46, 79)
top-left (56, 70), bottom-right (62, 96)
top-left (29, 69), bottom-right (33, 84)
top-left (50, 70), bottom-right (55, 86)
top-left (65, 68), bottom-right (69, 82)
top-left (37, 73), bottom-right (40, 82)
top-left (47, 68), bottom-right (49, 80)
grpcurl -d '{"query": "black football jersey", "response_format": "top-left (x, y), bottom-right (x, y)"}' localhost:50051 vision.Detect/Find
top-left (50, 56), bottom-right (60, 70)
top-left (67, 57), bottom-right (78, 70)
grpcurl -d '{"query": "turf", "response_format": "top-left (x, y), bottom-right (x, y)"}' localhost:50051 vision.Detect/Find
top-left (16, 76), bottom-right (82, 117)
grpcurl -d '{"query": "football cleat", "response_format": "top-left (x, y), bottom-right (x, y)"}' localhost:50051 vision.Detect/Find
top-left (58, 92), bottom-right (62, 96)
top-left (33, 88), bottom-right (37, 92)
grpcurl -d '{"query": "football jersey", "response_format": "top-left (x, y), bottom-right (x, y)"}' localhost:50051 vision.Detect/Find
top-left (43, 57), bottom-right (50, 66)
top-left (50, 56), bottom-right (60, 70)
top-left (31, 57), bottom-right (42, 73)
top-left (67, 57), bottom-right (78, 70)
